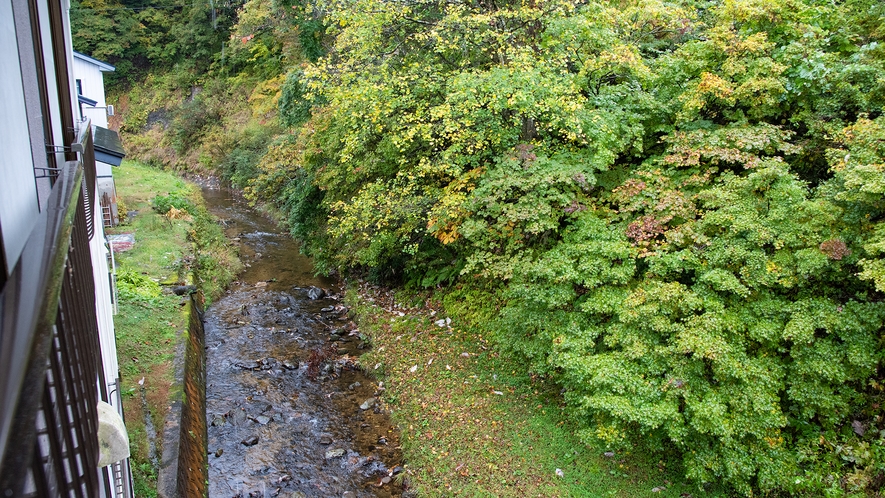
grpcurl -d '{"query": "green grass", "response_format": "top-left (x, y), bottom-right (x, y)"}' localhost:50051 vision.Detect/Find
top-left (111, 162), bottom-right (196, 280)
top-left (110, 160), bottom-right (239, 496)
top-left (350, 283), bottom-right (723, 497)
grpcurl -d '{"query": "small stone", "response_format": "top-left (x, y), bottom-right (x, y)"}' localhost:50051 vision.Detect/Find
top-left (409, 365), bottom-right (417, 373)
top-left (241, 436), bottom-right (259, 447)
top-left (603, 451), bottom-right (615, 458)
top-left (348, 382), bottom-right (361, 391)
top-left (215, 448), bottom-right (223, 457)
top-left (555, 468), bottom-right (564, 477)
top-left (255, 415), bottom-right (271, 425)
top-left (460, 352), bottom-right (470, 358)
top-left (211, 414), bottom-right (225, 427)
top-left (325, 448), bottom-right (345, 459)
top-left (236, 360), bottom-right (260, 370)
top-left (318, 434), bottom-right (333, 445)
top-left (360, 398), bottom-right (376, 410)
top-left (227, 409), bottom-right (248, 425)
top-left (381, 476), bottom-right (391, 484)
top-left (852, 420), bottom-right (865, 437)
top-left (307, 287), bottom-right (326, 300)
top-left (392, 466), bottom-right (404, 475)
top-left (342, 492), bottom-right (356, 498)
top-left (652, 486), bottom-right (665, 493)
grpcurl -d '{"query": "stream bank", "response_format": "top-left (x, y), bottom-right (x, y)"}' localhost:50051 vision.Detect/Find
top-left (200, 187), bottom-right (404, 497)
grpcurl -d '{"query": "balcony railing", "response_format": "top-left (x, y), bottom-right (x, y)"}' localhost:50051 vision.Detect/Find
top-left (0, 124), bottom-right (132, 497)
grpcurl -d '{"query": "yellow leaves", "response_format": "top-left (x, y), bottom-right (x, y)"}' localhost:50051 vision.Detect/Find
top-left (429, 219), bottom-right (461, 245)
top-left (675, 22), bottom-right (787, 120)
top-left (695, 72), bottom-right (735, 101)
top-left (679, 72), bottom-right (735, 118)
top-left (247, 74), bottom-right (286, 117)
top-left (715, 0), bottom-right (798, 27)
top-left (581, 43), bottom-right (652, 82)
top-left (164, 206), bottom-right (191, 221)
top-left (734, 32), bottom-right (774, 55)
top-left (709, 26), bottom-right (774, 56)
top-left (426, 167), bottom-right (483, 245)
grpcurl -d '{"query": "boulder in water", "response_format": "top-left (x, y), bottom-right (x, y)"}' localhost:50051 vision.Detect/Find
top-left (172, 285), bottom-right (197, 296)
top-left (325, 448), bottom-right (345, 459)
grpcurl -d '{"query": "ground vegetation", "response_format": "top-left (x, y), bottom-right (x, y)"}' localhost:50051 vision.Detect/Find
top-left (79, 0), bottom-right (885, 493)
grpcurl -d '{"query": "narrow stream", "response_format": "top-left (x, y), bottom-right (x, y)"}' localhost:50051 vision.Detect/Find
top-left (202, 187), bottom-right (403, 498)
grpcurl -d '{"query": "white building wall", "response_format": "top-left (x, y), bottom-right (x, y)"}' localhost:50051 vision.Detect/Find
top-left (89, 182), bottom-right (121, 407)
top-left (0, 0), bottom-right (40, 273)
top-left (96, 160), bottom-right (114, 178)
top-left (71, 55), bottom-right (109, 128)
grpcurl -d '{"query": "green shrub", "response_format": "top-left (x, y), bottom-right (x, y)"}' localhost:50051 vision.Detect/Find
top-left (116, 267), bottom-right (162, 303)
top-left (150, 191), bottom-right (195, 215)
top-left (168, 96), bottom-right (217, 154)
top-left (224, 137), bottom-right (275, 189)
top-left (188, 210), bottom-right (241, 302)
top-left (278, 70), bottom-right (314, 128)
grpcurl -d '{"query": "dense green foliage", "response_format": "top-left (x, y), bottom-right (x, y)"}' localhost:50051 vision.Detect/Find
top-left (150, 190), bottom-right (196, 215)
top-left (71, 0), bottom-right (239, 83)
top-left (82, 0), bottom-right (885, 493)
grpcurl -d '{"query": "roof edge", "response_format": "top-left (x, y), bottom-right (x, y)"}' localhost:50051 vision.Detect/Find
top-left (72, 51), bottom-right (115, 72)
top-left (93, 126), bottom-right (126, 159)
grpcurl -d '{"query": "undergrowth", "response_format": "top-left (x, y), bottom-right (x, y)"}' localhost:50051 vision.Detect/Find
top-left (348, 281), bottom-right (713, 497)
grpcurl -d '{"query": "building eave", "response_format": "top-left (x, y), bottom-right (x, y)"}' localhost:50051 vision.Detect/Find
top-left (72, 51), bottom-right (115, 72)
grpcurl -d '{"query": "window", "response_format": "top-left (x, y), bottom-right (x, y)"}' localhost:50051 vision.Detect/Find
top-left (76, 79), bottom-right (83, 119)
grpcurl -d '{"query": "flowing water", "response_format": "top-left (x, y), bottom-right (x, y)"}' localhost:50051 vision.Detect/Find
top-left (202, 187), bottom-right (403, 498)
